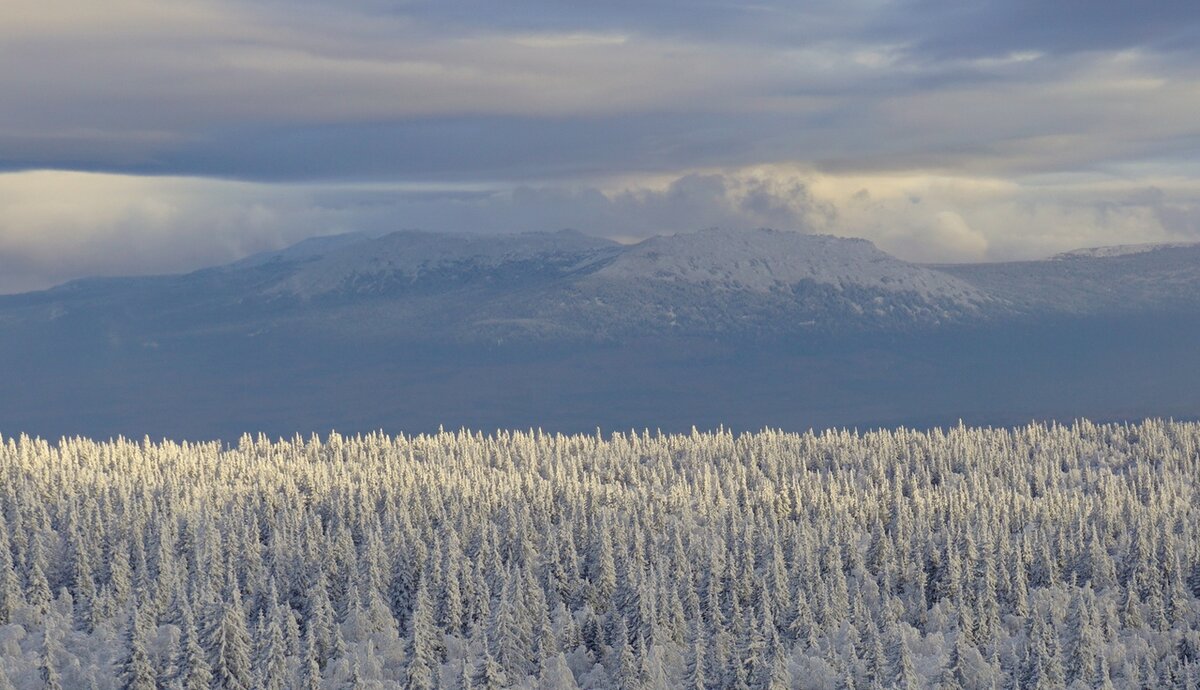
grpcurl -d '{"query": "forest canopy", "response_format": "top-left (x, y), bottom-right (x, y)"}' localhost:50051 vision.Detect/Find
top-left (1, 420), bottom-right (1198, 688)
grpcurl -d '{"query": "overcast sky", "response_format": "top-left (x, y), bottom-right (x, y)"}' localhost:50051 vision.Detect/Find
top-left (1, 0), bottom-right (1198, 292)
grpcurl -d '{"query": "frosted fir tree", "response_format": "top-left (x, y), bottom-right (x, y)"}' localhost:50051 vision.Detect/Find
top-left (764, 651), bottom-right (792, 690)
top-left (306, 573), bottom-right (340, 666)
top-left (118, 607), bottom-right (157, 690)
top-left (208, 590), bottom-right (254, 690)
top-left (108, 545), bottom-right (134, 613)
top-left (178, 605), bottom-right (214, 690)
top-left (255, 608), bottom-right (290, 690)
top-left (580, 607), bottom-right (604, 660)
top-left (27, 561), bottom-right (53, 617)
top-left (613, 617), bottom-right (642, 690)
top-left (838, 663), bottom-right (858, 690)
top-left (939, 633), bottom-right (972, 690)
top-left (1064, 589), bottom-right (1101, 686)
top-left (473, 650), bottom-right (509, 690)
top-left (159, 626), bottom-right (182, 688)
top-left (683, 623), bottom-right (706, 690)
top-left (436, 554), bottom-right (465, 636)
top-left (887, 624), bottom-right (920, 690)
top-left (39, 628), bottom-right (64, 690)
top-left (863, 618), bottom-right (888, 687)
top-left (1022, 613), bottom-right (1065, 690)
top-left (0, 559), bottom-right (20, 627)
top-left (489, 570), bottom-right (532, 679)
top-left (300, 626), bottom-right (324, 690)
top-left (588, 528), bottom-right (618, 612)
top-left (404, 577), bottom-right (439, 690)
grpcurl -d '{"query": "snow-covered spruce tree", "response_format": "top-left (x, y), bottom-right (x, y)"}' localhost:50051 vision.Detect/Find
top-left (683, 621), bottom-right (706, 690)
top-left (299, 625), bottom-right (323, 690)
top-left (404, 576), bottom-right (438, 690)
top-left (474, 649), bottom-right (509, 690)
top-left (117, 605), bottom-right (157, 690)
top-left (254, 606), bottom-right (289, 690)
top-left (178, 604), bottom-right (213, 690)
top-left (38, 627), bottom-right (63, 690)
top-left (208, 588), bottom-right (254, 690)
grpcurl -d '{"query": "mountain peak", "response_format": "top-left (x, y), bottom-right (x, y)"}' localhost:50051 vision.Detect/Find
top-left (230, 232), bottom-right (373, 269)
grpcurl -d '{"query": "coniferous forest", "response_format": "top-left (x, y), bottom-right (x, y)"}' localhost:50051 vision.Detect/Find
top-left (2, 420), bottom-right (1200, 689)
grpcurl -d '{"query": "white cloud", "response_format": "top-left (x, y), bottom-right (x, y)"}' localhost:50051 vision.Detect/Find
top-left (0, 171), bottom-right (332, 293)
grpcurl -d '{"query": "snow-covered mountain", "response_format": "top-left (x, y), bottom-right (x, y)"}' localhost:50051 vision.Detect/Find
top-left (8, 227), bottom-right (1200, 341)
top-left (207, 228), bottom-right (996, 338)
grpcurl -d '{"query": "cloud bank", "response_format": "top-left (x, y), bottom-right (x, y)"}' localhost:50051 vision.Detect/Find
top-left (3, 167), bottom-right (1197, 293)
top-left (1, 0), bottom-right (1198, 290)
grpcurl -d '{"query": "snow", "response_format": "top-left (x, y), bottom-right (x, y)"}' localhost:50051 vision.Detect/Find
top-left (594, 228), bottom-right (987, 304)
top-left (942, 241), bottom-right (1200, 314)
top-left (270, 229), bottom-right (618, 297)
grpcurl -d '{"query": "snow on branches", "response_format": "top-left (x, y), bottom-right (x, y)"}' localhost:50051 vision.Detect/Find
top-left (0, 420), bottom-right (1198, 688)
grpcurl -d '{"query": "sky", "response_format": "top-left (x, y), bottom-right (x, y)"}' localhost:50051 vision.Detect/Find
top-left (1, 0), bottom-right (1199, 292)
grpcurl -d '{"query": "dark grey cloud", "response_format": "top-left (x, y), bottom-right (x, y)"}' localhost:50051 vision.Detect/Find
top-left (2, 0), bottom-right (1196, 184)
top-left (321, 0), bottom-right (1200, 68)
top-left (15, 115), bottom-right (781, 183)
top-left (881, 0), bottom-right (1200, 61)
top-left (320, 0), bottom-right (870, 44)
top-left (375, 0), bottom-right (1200, 59)
top-left (24, 113), bottom-right (878, 185)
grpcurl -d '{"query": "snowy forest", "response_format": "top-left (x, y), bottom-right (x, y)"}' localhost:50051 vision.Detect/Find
top-left (2, 420), bottom-right (1200, 689)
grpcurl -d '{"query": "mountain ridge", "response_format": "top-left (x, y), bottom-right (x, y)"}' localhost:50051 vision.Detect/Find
top-left (5, 227), bottom-right (1200, 341)
top-left (1051, 240), bottom-right (1200, 260)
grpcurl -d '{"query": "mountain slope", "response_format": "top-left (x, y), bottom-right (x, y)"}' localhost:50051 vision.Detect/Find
top-left (263, 229), bottom-right (620, 300)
